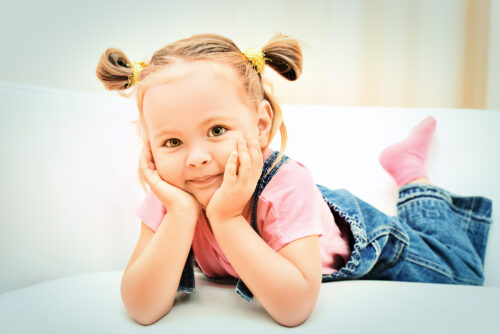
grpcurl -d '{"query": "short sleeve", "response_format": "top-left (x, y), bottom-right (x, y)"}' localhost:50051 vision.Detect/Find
top-left (135, 190), bottom-right (167, 232)
top-left (258, 160), bottom-right (325, 251)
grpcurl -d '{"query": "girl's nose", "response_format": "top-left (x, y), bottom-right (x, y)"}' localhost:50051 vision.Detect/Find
top-left (186, 146), bottom-right (212, 167)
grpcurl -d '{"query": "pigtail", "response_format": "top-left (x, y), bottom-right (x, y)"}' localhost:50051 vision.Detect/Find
top-left (95, 48), bottom-right (136, 97)
top-left (262, 33), bottom-right (303, 81)
top-left (257, 33), bottom-right (303, 174)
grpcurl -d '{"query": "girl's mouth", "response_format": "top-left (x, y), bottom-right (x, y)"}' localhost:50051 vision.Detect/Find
top-left (188, 174), bottom-right (222, 186)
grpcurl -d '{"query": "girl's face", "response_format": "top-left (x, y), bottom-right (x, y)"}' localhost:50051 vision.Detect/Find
top-left (142, 61), bottom-right (272, 209)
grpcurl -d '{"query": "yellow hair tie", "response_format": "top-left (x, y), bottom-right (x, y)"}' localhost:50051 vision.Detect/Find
top-left (243, 46), bottom-right (268, 74)
top-left (127, 61), bottom-right (147, 86)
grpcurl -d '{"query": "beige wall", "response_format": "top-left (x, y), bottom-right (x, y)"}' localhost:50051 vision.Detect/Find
top-left (0, 0), bottom-right (497, 109)
top-left (487, 0), bottom-right (500, 109)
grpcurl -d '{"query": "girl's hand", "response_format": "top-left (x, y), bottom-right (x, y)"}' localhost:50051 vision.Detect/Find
top-left (206, 134), bottom-right (263, 223)
top-left (139, 140), bottom-right (202, 218)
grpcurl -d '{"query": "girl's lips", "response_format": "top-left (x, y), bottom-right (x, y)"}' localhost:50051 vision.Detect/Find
top-left (188, 174), bottom-right (222, 186)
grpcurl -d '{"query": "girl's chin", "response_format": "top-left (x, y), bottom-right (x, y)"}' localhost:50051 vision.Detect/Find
top-left (197, 197), bottom-right (208, 209)
top-left (187, 183), bottom-right (222, 209)
top-left (193, 190), bottom-right (216, 209)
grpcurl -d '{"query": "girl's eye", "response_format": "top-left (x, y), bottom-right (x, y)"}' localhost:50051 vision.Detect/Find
top-left (164, 138), bottom-right (182, 147)
top-left (209, 125), bottom-right (227, 137)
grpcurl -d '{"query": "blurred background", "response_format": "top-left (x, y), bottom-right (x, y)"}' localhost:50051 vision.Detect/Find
top-left (0, 0), bottom-right (498, 109)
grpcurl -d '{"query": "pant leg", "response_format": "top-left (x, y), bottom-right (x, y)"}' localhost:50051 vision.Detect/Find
top-left (317, 186), bottom-right (411, 282)
top-left (317, 184), bottom-right (493, 286)
top-left (393, 184), bottom-right (493, 285)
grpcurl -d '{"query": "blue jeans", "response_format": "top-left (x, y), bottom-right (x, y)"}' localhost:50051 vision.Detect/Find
top-left (317, 183), bottom-right (493, 285)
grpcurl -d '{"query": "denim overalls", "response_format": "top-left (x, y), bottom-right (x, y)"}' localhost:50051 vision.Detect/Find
top-left (177, 150), bottom-right (493, 302)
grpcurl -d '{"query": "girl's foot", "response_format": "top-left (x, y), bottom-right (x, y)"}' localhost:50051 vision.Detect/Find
top-left (379, 116), bottom-right (436, 187)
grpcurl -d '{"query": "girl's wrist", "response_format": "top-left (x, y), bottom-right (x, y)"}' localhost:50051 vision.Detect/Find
top-left (206, 198), bottom-right (250, 225)
top-left (168, 207), bottom-right (200, 223)
top-left (206, 211), bottom-right (242, 226)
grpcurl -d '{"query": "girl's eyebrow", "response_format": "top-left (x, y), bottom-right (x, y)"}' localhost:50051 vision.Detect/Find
top-left (153, 115), bottom-right (236, 139)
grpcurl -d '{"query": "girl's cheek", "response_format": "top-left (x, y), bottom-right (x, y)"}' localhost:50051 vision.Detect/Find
top-left (155, 157), bottom-right (183, 187)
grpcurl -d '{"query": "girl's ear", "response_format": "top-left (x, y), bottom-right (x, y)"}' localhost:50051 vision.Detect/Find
top-left (256, 100), bottom-right (273, 148)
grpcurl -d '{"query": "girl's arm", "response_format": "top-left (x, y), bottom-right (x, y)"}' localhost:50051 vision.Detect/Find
top-left (120, 210), bottom-right (198, 326)
top-left (122, 139), bottom-right (202, 325)
top-left (211, 217), bottom-right (322, 328)
top-left (206, 136), bottom-right (322, 327)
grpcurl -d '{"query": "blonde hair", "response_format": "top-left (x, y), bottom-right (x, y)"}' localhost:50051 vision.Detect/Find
top-left (96, 33), bottom-right (303, 192)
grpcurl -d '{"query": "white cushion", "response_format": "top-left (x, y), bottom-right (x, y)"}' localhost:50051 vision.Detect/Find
top-left (1, 271), bottom-right (499, 333)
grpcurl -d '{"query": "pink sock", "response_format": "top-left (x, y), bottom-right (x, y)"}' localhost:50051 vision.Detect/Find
top-left (379, 115), bottom-right (436, 187)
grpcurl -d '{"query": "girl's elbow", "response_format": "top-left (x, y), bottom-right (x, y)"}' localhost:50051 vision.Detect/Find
top-left (126, 303), bottom-right (173, 326)
top-left (120, 278), bottom-right (173, 326)
top-left (132, 315), bottom-right (157, 327)
top-left (273, 308), bottom-right (314, 328)
top-left (271, 293), bottom-right (318, 328)
top-left (133, 314), bottom-right (163, 327)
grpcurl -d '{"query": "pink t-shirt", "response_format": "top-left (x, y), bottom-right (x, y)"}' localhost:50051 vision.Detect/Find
top-left (135, 148), bottom-right (352, 278)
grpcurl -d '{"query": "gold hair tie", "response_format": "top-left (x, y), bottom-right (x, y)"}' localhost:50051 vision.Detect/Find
top-left (243, 46), bottom-right (268, 74)
top-left (127, 61), bottom-right (147, 86)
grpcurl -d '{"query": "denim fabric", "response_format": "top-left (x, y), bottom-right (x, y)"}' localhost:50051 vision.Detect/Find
top-left (177, 150), bottom-right (493, 301)
top-left (317, 183), bottom-right (493, 286)
top-left (177, 248), bottom-right (195, 293)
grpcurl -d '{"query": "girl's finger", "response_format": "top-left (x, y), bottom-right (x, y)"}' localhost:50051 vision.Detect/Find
top-left (139, 147), bottom-right (149, 168)
top-left (139, 143), bottom-right (157, 182)
top-left (246, 135), bottom-right (260, 162)
top-left (246, 134), bottom-right (257, 150)
top-left (246, 135), bottom-right (263, 178)
top-left (145, 140), bottom-right (153, 160)
top-left (238, 138), bottom-right (251, 180)
top-left (145, 141), bottom-right (158, 167)
top-left (139, 152), bottom-right (152, 180)
top-left (139, 146), bottom-right (149, 168)
top-left (224, 151), bottom-right (238, 180)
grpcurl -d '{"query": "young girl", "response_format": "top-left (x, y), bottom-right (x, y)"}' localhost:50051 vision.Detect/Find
top-left (95, 33), bottom-right (492, 327)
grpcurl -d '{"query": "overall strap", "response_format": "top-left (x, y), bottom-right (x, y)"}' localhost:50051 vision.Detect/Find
top-left (236, 150), bottom-right (290, 302)
top-left (250, 151), bottom-right (290, 234)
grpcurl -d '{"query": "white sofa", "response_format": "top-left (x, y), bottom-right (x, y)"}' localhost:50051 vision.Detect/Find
top-left (0, 81), bottom-right (499, 333)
